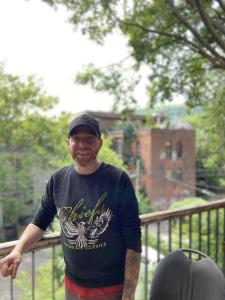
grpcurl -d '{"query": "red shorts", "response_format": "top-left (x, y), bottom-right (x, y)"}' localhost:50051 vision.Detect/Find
top-left (64, 275), bottom-right (123, 300)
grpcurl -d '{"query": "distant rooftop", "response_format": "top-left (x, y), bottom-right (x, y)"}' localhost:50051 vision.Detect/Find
top-left (79, 110), bottom-right (147, 121)
top-left (172, 122), bottom-right (193, 130)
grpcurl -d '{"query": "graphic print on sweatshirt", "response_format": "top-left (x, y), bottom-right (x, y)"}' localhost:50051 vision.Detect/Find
top-left (57, 192), bottom-right (113, 250)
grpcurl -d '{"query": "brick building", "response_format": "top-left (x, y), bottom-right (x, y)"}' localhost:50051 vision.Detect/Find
top-left (135, 127), bottom-right (196, 209)
top-left (79, 111), bottom-right (196, 210)
top-left (78, 110), bottom-right (146, 133)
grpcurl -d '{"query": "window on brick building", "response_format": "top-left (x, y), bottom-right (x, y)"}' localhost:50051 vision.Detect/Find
top-left (165, 169), bottom-right (172, 181)
top-left (175, 168), bottom-right (183, 181)
top-left (165, 141), bottom-right (172, 159)
top-left (136, 141), bottom-right (141, 158)
top-left (176, 141), bottom-right (183, 158)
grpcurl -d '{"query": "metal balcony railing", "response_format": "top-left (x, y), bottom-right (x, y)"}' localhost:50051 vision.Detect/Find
top-left (1, 198), bottom-right (225, 300)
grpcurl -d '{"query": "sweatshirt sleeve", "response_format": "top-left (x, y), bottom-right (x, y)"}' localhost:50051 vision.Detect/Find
top-left (32, 175), bottom-right (57, 231)
top-left (118, 172), bottom-right (142, 253)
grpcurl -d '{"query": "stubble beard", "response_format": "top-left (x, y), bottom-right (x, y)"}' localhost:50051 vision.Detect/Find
top-left (73, 151), bottom-right (99, 168)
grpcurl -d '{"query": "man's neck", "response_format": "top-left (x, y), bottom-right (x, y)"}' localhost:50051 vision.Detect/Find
top-left (74, 161), bottom-right (101, 174)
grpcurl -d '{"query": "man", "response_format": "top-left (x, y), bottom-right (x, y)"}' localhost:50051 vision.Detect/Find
top-left (0, 114), bottom-right (142, 300)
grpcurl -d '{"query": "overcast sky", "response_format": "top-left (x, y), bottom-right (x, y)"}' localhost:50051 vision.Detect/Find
top-left (0, 0), bottom-right (145, 116)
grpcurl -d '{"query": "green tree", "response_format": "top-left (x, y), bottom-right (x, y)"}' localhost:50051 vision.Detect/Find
top-left (137, 191), bottom-right (152, 214)
top-left (0, 65), bottom-right (58, 236)
top-left (43, 0), bottom-right (225, 109)
top-left (201, 89), bottom-right (225, 169)
top-left (181, 100), bottom-right (225, 195)
top-left (114, 120), bottom-right (138, 165)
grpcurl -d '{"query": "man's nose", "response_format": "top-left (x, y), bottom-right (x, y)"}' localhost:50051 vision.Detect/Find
top-left (77, 139), bottom-right (88, 147)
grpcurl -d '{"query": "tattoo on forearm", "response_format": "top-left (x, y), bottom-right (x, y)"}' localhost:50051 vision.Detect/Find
top-left (122, 250), bottom-right (141, 300)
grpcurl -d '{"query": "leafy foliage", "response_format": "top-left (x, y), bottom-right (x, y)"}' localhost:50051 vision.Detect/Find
top-left (99, 136), bottom-right (126, 169)
top-left (202, 87), bottom-right (225, 168)
top-left (14, 251), bottom-right (65, 300)
top-left (43, 0), bottom-right (225, 108)
top-left (0, 65), bottom-right (58, 230)
top-left (137, 192), bottom-right (152, 214)
top-left (181, 102), bottom-right (225, 195)
top-left (75, 63), bottom-right (140, 112)
top-left (114, 120), bottom-right (138, 165)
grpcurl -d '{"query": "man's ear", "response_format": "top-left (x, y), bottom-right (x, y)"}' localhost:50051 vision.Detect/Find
top-left (67, 138), bottom-right (70, 146)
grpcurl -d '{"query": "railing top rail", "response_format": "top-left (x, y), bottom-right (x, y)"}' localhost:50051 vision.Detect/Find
top-left (140, 198), bottom-right (225, 225)
top-left (1, 199), bottom-right (225, 257)
top-left (0, 232), bottom-right (61, 258)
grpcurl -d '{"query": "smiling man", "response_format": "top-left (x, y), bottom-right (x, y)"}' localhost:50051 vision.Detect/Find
top-left (0, 114), bottom-right (142, 300)
top-left (67, 115), bottom-right (103, 172)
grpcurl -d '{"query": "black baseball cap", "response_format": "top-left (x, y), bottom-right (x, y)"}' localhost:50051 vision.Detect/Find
top-left (68, 114), bottom-right (101, 138)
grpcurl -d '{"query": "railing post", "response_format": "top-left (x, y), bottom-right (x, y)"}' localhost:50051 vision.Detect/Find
top-left (32, 251), bottom-right (35, 300)
top-left (215, 208), bottom-right (219, 263)
top-left (189, 214), bottom-right (192, 258)
top-left (144, 225), bottom-right (149, 300)
top-left (168, 219), bottom-right (172, 252)
top-left (223, 208), bottom-right (225, 274)
top-left (179, 217), bottom-right (183, 248)
top-left (207, 210), bottom-right (211, 256)
top-left (10, 277), bottom-right (14, 300)
top-left (52, 246), bottom-right (56, 300)
top-left (156, 222), bottom-right (160, 263)
top-left (198, 212), bottom-right (202, 253)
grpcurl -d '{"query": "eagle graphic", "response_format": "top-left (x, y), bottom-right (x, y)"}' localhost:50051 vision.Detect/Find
top-left (58, 207), bottom-right (112, 249)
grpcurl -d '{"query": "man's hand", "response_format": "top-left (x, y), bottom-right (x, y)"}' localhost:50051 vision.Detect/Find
top-left (0, 250), bottom-right (22, 279)
top-left (0, 224), bottom-right (44, 279)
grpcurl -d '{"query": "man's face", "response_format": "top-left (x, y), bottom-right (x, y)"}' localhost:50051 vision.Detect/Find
top-left (67, 125), bottom-right (102, 167)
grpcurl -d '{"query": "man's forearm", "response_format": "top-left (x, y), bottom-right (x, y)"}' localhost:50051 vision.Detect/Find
top-left (122, 249), bottom-right (141, 300)
top-left (14, 223), bottom-right (44, 254)
top-left (0, 223), bottom-right (44, 279)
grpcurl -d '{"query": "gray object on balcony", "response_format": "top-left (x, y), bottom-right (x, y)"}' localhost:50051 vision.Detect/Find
top-left (149, 248), bottom-right (225, 300)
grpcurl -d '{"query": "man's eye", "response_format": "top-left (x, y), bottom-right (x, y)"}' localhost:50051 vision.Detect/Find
top-left (71, 137), bottom-right (95, 144)
top-left (87, 138), bottom-right (95, 143)
top-left (73, 138), bottom-right (80, 142)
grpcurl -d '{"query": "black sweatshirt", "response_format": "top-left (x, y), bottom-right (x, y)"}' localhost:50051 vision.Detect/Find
top-left (32, 162), bottom-right (142, 287)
